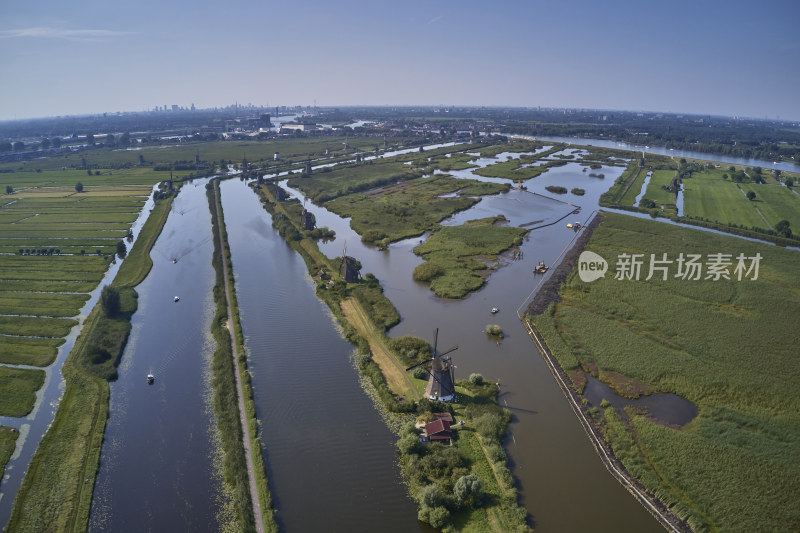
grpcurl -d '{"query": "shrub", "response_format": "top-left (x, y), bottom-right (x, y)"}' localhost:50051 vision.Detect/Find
top-left (413, 367), bottom-right (429, 380)
top-left (486, 324), bottom-right (503, 337)
top-left (469, 373), bottom-right (484, 385)
top-left (412, 262), bottom-right (445, 282)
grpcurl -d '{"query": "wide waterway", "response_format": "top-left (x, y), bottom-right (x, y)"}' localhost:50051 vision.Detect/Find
top-left (276, 150), bottom-right (663, 531)
top-left (88, 179), bottom-right (223, 531)
top-left (219, 179), bottom-right (421, 532)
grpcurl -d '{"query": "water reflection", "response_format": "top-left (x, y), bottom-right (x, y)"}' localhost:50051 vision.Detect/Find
top-left (583, 374), bottom-right (698, 427)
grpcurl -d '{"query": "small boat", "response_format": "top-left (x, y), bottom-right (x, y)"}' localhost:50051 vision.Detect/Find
top-left (491, 307), bottom-right (499, 314)
top-left (534, 261), bottom-right (548, 274)
top-left (174, 296), bottom-right (180, 302)
top-left (171, 258), bottom-right (177, 264)
top-left (147, 373), bottom-right (155, 385)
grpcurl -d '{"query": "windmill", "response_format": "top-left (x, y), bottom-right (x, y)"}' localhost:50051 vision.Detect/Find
top-left (406, 329), bottom-right (458, 402)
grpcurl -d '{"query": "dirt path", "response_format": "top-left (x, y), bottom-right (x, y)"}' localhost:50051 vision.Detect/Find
top-left (214, 184), bottom-right (265, 533)
top-left (340, 298), bottom-right (420, 401)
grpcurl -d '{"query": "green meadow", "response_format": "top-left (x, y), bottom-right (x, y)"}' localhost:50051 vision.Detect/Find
top-left (324, 174), bottom-right (508, 245)
top-left (640, 169), bottom-right (677, 211)
top-left (530, 212), bottom-right (800, 532)
top-left (0, 366), bottom-right (45, 417)
top-left (413, 216), bottom-right (527, 298)
top-left (1, 425), bottom-right (18, 479)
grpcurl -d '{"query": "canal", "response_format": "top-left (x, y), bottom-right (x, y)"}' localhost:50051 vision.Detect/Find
top-left (88, 179), bottom-right (224, 531)
top-left (219, 178), bottom-right (421, 532)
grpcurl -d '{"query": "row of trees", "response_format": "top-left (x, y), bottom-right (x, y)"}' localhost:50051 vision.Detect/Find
top-left (0, 132), bottom-right (134, 153)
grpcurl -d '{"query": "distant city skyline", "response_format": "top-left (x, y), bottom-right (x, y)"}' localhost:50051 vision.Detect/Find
top-left (1, 0), bottom-right (798, 122)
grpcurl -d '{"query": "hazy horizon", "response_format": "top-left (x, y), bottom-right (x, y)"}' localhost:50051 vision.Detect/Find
top-left (2, 0), bottom-right (799, 122)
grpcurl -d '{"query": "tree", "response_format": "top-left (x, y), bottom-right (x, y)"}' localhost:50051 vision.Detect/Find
top-left (13, 141), bottom-right (24, 151)
top-left (5, 185), bottom-right (12, 194)
top-left (419, 484), bottom-right (445, 509)
top-left (52, 137), bottom-right (62, 148)
top-left (469, 373), bottom-right (484, 385)
top-left (119, 132), bottom-right (131, 146)
top-left (86, 133), bottom-right (95, 146)
top-left (75, 182), bottom-right (84, 192)
top-left (105, 133), bottom-right (115, 146)
top-left (454, 474), bottom-right (484, 508)
top-left (100, 285), bottom-right (120, 316)
top-left (41, 137), bottom-right (51, 149)
top-left (746, 191), bottom-right (756, 201)
top-left (785, 178), bottom-right (794, 188)
top-left (0, 141), bottom-right (12, 152)
top-left (116, 240), bottom-right (127, 258)
top-left (776, 220), bottom-right (791, 238)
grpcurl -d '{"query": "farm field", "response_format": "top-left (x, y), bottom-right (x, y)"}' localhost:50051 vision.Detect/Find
top-left (0, 366), bottom-right (45, 417)
top-left (530, 212), bottom-right (800, 532)
top-left (641, 169), bottom-right (677, 211)
top-left (619, 168), bottom-right (647, 206)
top-left (0, 180), bottom-right (156, 419)
top-left (681, 174), bottom-right (785, 228)
top-left (737, 183), bottom-right (800, 229)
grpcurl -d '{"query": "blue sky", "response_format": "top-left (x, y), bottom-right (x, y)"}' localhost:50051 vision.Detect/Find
top-left (1, 0), bottom-right (798, 121)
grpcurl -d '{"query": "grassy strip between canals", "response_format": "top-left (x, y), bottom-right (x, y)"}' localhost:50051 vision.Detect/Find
top-left (529, 212), bottom-right (800, 532)
top-left (252, 180), bottom-right (530, 532)
top-left (5, 187), bottom-right (175, 533)
top-left (1, 425), bottom-right (19, 480)
top-left (0, 367), bottom-right (45, 417)
top-left (208, 179), bottom-right (277, 532)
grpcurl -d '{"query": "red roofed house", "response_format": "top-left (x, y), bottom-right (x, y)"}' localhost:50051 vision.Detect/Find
top-left (424, 418), bottom-right (452, 446)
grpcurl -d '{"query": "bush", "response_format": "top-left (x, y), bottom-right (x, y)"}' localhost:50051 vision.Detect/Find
top-left (473, 412), bottom-right (506, 441)
top-left (412, 262), bottom-right (445, 282)
top-left (419, 484), bottom-right (445, 509)
top-left (486, 324), bottom-right (503, 337)
top-left (419, 505), bottom-right (450, 529)
top-left (486, 443), bottom-right (506, 463)
top-left (413, 367), bottom-right (429, 380)
top-left (469, 373), bottom-right (484, 385)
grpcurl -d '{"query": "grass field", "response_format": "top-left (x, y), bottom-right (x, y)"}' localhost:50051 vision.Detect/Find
top-left (0, 366), bottom-right (45, 417)
top-left (738, 183), bottom-right (800, 229)
top-left (325, 174), bottom-right (508, 245)
top-left (413, 216), bottom-right (527, 298)
top-left (1, 425), bottom-right (19, 480)
top-left (682, 174), bottom-right (776, 228)
top-left (619, 168), bottom-right (647, 206)
top-left (287, 158), bottom-right (422, 202)
top-left (0, 336), bottom-right (65, 366)
top-left (530, 212), bottom-right (800, 532)
top-left (641, 169), bottom-right (677, 212)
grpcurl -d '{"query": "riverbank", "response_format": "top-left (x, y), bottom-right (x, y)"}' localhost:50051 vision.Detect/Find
top-left (527, 212), bottom-right (800, 531)
top-left (5, 190), bottom-right (175, 532)
top-left (208, 179), bottom-right (276, 532)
